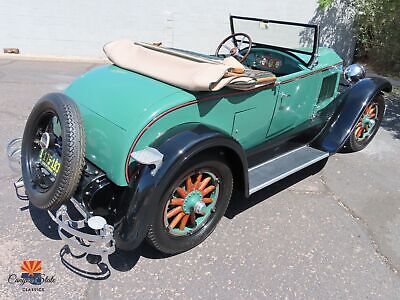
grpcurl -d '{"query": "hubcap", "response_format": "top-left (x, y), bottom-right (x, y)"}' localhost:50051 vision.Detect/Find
top-left (164, 171), bottom-right (219, 236)
top-left (355, 102), bottom-right (378, 141)
top-left (182, 190), bottom-right (205, 214)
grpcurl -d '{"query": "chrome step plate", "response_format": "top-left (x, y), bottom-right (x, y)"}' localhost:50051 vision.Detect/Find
top-left (248, 146), bottom-right (329, 195)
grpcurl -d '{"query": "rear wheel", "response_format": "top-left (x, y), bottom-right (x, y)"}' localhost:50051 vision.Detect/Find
top-left (21, 93), bottom-right (85, 210)
top-left (147, 157), bottom-right (233, 254)
top-left (343, 94), bottom-right (385, 152)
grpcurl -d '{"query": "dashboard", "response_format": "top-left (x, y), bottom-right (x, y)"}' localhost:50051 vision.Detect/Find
top-left (243, 48), bottom-right (304, 76)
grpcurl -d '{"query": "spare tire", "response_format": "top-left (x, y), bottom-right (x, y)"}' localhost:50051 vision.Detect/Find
top-left (21, 93), bottom-right (85, 210)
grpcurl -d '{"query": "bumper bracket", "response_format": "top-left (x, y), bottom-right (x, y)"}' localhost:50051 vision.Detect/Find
top-left (48, 198), bottom-right (116, 265)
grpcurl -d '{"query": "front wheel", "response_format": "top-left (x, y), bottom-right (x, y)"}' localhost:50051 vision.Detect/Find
top-left (147, 157), bottom-right (233, 254)
top-left (343, 94), bottom-right (385, 152)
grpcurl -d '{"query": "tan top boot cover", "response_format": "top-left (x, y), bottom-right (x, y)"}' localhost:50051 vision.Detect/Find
top-left (104, 40), bottom-right (276, 91)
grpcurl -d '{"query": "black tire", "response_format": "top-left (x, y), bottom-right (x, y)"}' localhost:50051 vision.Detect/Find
top-left (21, 93), bottom-right (85, 210)
top-left (342, 94), bottom-right (385, 153)
top-left (147, 156), bottom-right (233, 254)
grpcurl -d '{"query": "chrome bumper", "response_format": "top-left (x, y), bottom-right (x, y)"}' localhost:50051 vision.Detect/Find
top-left (48, 198), bottom-right (116, 264)
top-left (7, 137), bottom-right (116, 266)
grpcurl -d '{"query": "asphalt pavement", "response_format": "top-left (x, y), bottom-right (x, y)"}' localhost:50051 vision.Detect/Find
top-left (0, 58), bottom-right (399, 299)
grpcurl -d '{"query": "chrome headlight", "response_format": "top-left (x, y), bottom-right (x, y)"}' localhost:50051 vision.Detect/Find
top-left (344, 64), bottom-right (366, 84)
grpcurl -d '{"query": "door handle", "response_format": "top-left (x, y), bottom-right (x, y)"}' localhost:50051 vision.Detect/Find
top-left (279, 92), bottom-right (291, 110)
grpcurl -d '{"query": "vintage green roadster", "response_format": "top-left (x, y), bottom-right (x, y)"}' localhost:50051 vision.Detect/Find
top-left (9, 15), bottom-right (392, 264)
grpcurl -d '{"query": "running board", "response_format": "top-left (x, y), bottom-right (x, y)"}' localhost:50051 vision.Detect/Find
top-left (248, 146), bottom-right (329, 195)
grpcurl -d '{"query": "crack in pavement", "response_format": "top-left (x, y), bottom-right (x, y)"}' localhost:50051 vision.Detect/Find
top-left (318, 173), bottom-right (400, 276)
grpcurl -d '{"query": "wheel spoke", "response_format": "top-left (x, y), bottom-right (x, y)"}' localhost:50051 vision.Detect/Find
top-left (170, 198), bottom-right (184, 206)
top-left (190, 212), bottom-right (196, 224)
top-left (176, 187), bottom-right (187, 198)
top-left (198, 177), bottom-right (211, 191)
top-left (165, 170), bottom-right (220, 235)
top-left (223, 44), bottom-right (231, 52)
top-left (235, 52), bottom-right (244, 59)
top-left (194, 174), bottom-right (202, 189)
top-left (355, 127), bottom-right (363, 138)
top-left (186, 176), bottom-right (193, 193)
top-left (169, 212), bottom-right (185, 229)
top-left (179, 214), bottom-right (190, 230)
top-left (238, 37), bottom-right (244, 49)
top-left (202, 185), bottom-right (215, 196)
top-left (167, 206), bottom-right (183, 218)
top-left (203, 197), bottom-right (213, 204)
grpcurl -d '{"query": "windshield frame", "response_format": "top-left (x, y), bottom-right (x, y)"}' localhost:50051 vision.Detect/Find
top-left (229, 15), bottom-right (320, 68)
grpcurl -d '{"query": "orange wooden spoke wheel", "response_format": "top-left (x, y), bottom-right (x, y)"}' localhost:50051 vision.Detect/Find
top-left (354, 102), bottom-right (378, 141)
top-left (163, 171), bottom-right (219, 236)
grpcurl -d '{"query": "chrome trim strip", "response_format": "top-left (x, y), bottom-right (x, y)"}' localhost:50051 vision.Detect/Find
top-left (248, 146), bottom-right (307, 172)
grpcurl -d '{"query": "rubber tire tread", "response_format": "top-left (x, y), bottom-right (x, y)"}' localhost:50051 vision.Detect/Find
top-left (147, 156), bottom-right (233, 255)
top-left (21, 93), bottom-right (85, 210)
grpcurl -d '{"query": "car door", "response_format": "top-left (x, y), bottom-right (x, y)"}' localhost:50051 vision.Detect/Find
top-left (230, 86), bottom-right (279, 149)
top-left (266, 71), bottom-right (321, 138)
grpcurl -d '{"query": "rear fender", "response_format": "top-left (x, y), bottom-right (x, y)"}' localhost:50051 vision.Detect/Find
top-left (113, 123), bottom-right (248, 250)
top-left (312, 77), bottom-right (392, 153)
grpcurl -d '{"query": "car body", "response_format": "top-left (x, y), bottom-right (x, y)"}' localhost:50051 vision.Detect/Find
top-left (11, 15), bottom-right (392, 264)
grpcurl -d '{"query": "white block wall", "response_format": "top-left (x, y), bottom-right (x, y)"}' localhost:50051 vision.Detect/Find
top-left (0, 0), bottom-right (355, 63)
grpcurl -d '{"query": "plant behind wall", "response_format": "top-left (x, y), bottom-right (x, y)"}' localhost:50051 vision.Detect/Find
top-left (318, 0), bottom-right (400, 76)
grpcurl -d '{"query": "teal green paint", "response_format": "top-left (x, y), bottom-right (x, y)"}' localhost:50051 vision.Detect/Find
top-left (65, 65), bottom-right (195, 131)
top-left (65, 65), bottom-right (196, 186)
top-left (268, 48), bottom-right (342, 136)
top-left (73, 104), bottom-right (128, 185)
top-left (268, 73), bottom-right (321, 136)
top-left (134, 86), bottom-right (279, 153)
top-left (65, 47), bottom-right (342, 186)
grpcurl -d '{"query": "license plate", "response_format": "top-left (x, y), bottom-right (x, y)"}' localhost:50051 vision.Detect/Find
top-left (39, 148), bottom-right (61, 176)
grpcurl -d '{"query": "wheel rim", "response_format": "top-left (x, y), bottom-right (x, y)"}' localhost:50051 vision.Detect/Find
top-left (28, 111), bottom-right (63, 192)
top-left (354, 102), bottom-right (379, 142)
top-left (163, 170), bottom-right (220, 236)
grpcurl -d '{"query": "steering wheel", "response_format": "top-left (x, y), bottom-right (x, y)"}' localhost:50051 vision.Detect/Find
top-left (215, 33), bottom-right (253, 63)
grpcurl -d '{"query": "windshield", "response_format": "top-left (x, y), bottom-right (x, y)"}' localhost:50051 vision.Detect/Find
top-left (230, 15), bottom-right (319, 67)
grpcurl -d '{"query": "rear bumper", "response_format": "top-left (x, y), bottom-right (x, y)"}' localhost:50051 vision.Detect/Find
top-left (47, 198), bottom-right (115, 262)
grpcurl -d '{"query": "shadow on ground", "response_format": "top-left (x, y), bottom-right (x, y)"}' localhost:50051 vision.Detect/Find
top-left (25, 159), bottom-right (327, 279)
top-left (382, 94), bottom-right (400, 139)
top-left (225, 159), bottom-right (327, 219)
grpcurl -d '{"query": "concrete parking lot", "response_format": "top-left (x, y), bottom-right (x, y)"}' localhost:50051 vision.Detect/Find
top-left (0, 58), bottom-right (399, 299)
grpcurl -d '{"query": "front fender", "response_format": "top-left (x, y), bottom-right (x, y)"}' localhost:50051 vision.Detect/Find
top-left (113, 123), bottom-right (248, 250)
top-left (312, 77), bottom-right (392, 153)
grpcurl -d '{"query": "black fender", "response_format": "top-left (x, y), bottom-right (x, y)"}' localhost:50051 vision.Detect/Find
top-left (312, 77), bottom-right (392, 153)
top-left (113, 123), bottom-right (248, 250)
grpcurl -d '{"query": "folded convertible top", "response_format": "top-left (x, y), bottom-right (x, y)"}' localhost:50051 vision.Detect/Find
top-left (103, 40), bottom-right (276, 91)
